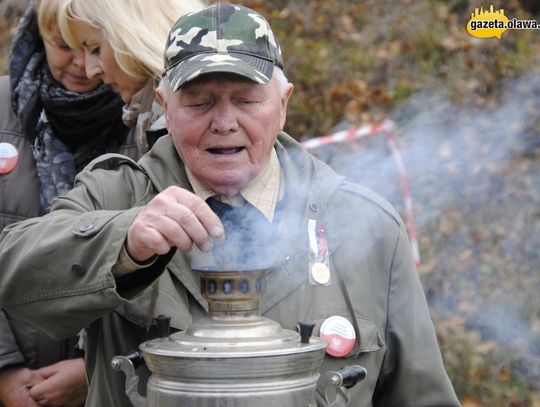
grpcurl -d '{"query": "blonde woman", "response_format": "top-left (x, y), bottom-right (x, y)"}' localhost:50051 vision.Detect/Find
top-left (0, 0), bottom-right (138, 405)
top-left (59, 0), bottom-right (206, 153)
top-left (0, 1), bottom-right (203, 406)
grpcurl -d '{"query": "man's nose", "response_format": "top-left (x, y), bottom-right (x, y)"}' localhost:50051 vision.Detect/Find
top-left (210, 103), bottom-right (239, 135)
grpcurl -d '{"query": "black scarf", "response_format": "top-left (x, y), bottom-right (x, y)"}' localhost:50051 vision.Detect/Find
top-left (10, 7), bottom-right (130, 212)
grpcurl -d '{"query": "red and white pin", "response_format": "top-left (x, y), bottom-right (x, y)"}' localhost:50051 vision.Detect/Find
top-left (0, 143), bottom-right (19, 175)
top-left (319, 315), bottom-right (356, 357)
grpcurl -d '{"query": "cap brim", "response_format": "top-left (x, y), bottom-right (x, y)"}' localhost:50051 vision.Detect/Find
top-left (167, 52), bottom-right (274, 91)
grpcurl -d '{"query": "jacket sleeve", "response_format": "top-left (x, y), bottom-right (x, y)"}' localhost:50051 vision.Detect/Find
top-left (0, 161), bottom-right (156, 340)
top-left (375, 225), bottom-right (460, 406)
top-left (0, 309), bottom-right (25, 371)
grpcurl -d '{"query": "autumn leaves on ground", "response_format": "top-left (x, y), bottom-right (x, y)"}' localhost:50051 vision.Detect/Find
top-left (1, 0), bottom-right (540, 404)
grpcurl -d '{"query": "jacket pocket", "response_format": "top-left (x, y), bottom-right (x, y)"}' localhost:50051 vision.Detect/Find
top-left (312, 314), bottom-right (384, 358)
top-left (351, 316), bottom-right (384, 356)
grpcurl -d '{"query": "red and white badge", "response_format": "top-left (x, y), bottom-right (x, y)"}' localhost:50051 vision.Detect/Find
top-left (319, 316), bottom-right (356, 357)
top-left (0, 143), bottom-right (19, 174)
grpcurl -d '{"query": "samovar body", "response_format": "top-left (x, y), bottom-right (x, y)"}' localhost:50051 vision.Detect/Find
top-left (113, 270), bottom-right (365, 406)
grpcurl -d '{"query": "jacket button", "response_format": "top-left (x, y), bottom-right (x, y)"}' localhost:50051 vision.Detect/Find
top-left (79, 224), bottom-right (94, 233)
top-left (71, 264), bottom-right (86, 275)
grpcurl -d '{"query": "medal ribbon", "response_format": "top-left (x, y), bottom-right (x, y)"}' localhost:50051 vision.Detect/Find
top-left (308, 219), bottom-right (328, 260)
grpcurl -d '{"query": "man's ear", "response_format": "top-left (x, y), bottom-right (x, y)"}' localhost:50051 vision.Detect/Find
top-left (155, 87), bottom-right (170, 128)
top-left (155, 87), bottom-right (167, 110)
top-left (279, 83), bottom-right (294, 130)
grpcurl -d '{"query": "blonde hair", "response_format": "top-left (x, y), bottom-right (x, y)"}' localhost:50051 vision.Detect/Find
top-left (35, 0), bottom-right (71, 40)
top-left (58, 0), bottom-right (205, 82)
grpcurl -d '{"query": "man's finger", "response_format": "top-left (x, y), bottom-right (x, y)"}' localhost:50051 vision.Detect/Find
top-left (164, 202), bottom-right (215, 251)
top-left (171, 189), bottom-right (224, 240)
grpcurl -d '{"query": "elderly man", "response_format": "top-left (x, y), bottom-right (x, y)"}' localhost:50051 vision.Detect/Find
top-left (0, 3), bottom-right (459, 406)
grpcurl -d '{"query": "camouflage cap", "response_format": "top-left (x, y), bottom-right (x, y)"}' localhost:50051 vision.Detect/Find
top-left (164, 3), bottom-right (284, 91)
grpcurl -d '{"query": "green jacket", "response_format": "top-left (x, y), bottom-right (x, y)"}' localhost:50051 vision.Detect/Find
top-left (0, 74), bottom-right (140, 400)
top-left (0, 134), bottom-right (459, 406)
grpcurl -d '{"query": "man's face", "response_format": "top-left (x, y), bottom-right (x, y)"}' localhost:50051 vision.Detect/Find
top-left (160, 73), bottom-right (293, 196)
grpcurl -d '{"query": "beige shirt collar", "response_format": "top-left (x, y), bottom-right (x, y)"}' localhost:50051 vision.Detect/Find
top-left (186, 148), bottom-right (281, 221)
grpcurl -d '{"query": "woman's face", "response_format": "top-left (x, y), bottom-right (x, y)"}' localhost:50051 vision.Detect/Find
top-left (42, 27), bottom-right (101, 93)
top-left (72, 21), bottom-right (146, 103)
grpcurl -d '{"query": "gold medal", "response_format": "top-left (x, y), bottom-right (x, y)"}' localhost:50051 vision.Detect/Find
top-left (311, 262), bottom-right (330, 285)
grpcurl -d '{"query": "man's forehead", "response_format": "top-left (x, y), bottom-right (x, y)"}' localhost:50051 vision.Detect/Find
top-left (179, 72), bottom-right (264, 92)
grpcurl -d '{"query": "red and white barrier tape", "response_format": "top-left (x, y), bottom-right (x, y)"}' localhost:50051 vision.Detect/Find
top-left (300, 120), bottom-right (421, 267)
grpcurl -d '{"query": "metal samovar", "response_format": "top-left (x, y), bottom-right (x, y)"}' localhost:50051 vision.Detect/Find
top-left (112, 222), bottom-right (366, 406)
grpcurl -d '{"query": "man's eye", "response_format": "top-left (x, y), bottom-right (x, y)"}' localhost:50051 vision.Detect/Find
top-left (239, 98), bottom-right (259, 105)
top-left (189, 101), bottom-right (209, 108)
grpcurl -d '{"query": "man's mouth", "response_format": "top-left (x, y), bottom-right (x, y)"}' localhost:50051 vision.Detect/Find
top-left (207, 147), bottom-right (244, 155)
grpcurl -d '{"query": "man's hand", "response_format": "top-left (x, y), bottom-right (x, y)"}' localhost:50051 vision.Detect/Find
top-left (28, 358), bottom-right (87, 407)
top-left (0, 366), bottom-right (43, 407)
top-left (127, 186), bottom-right (225, 262)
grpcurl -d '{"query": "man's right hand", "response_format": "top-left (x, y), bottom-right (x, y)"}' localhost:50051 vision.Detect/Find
top-left (0, 366), bottom-right (43, 407)
top-left (126, 186), bottom-right (224, 262)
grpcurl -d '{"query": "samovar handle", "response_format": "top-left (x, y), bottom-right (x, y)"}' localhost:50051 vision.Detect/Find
top-left (111, 351), bottom-right (147, 407)
top-left (315, 365), bottom-right (367, 406)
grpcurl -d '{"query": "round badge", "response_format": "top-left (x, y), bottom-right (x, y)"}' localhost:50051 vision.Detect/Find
top-left (0, 143), bottom-right (19, 175)
top-left (319, 316), bottom-right (356, 357)
top-left (311, 262), bottom-right (330, 285)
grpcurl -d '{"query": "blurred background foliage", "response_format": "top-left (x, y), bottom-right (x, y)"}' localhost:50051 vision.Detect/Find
top-left (1, 0), bottom-right (540, 405)
top-left (235, 0), bottom-right (540, 138)
top-left (1, 0), bottom-right (539, 138)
